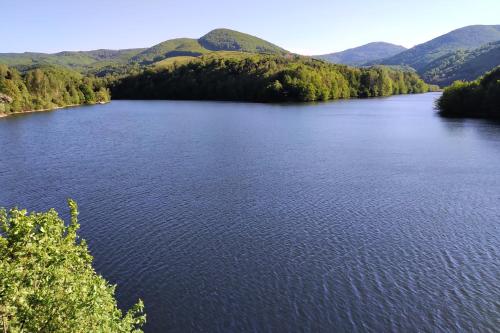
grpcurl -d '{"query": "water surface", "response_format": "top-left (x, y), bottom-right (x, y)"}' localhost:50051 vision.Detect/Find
top-left (1, 93), bottom-right (499, 332)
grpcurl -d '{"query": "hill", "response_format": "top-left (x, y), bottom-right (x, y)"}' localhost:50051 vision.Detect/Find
top-left (131, 29), bottom-right (287, 64)
top-left (0, 29), bottom-right (288, 70)
top-left (421, 41), bottom-right (500, 86)
top-left (315, 42), bottom-right (406, 66)
top-left (130, 38), bottom-right (208, 64)
top-left (0, 49), bottom-right (145, 70)
top-left (376, 25), bottom-right (500, 71)
top-left (198, 28), bottom-right (287, 54)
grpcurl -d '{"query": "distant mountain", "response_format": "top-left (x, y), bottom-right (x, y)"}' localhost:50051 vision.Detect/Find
top-left (315, 42), bottom-right (406, 66)
top-left (0, 29), bottom-right (288, 69)
top-left (376, 25), bottom-right (500, 71)
top-left (421, 41), bottom-right (500, 86)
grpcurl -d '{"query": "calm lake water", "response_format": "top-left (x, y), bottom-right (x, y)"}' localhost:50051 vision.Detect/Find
top-left (1, 93), bottom-right (499, 332)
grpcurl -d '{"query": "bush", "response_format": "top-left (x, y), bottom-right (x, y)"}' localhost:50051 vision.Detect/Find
top-left (0, 200), bottom-right (145, 333)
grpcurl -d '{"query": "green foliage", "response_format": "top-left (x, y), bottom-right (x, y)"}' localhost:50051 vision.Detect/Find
top-left (315, 42), bottom-right (407, 66)
top-left (0, 65), bottom-right (110, 115)
top-left (110, 54), bottom-right (429, 102)
top-left (437, 66), bottom-right (500, 118)
top-left (0, 200), bottom-right (145, 332)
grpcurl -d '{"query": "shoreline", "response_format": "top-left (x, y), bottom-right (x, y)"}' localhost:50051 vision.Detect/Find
top-left (0, 101), bottom-right (109, 118)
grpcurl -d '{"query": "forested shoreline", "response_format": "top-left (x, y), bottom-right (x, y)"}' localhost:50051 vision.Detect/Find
top-left (111, 55), bottom-right (432, 102)
top-left (437, 66), bottom-right (500, 118)
top-left (0, 54), bottom-right (434, 117)
top-left (0, 64), bottom-right (110, 116)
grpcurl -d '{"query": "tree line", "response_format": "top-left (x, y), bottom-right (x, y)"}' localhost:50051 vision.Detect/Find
top-left (437, 66), bottom-right (500, 118)
top-left (110, 55), bottom-right (432, 102)
top-left (0, 55), bottom-right (433, 116)
top-left (0, 64), bottom-right (110, 115)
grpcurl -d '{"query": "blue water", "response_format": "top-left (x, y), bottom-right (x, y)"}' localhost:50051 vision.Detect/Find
top-left (1, 93), bottom-right (499, 332)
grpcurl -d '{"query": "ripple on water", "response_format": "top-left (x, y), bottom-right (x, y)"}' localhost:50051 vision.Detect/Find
top-left (0, 95), bottom-right (499, 332)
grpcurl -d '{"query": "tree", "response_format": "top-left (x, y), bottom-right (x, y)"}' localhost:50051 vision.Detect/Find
top-left (110, 54), bottom-right (430, 102)
top-left (79, 82), bottom-right (96, 104)
top-left (437, 66), bottom-right (500, 118)
top-left (0, 200), bottom-right (146, 333)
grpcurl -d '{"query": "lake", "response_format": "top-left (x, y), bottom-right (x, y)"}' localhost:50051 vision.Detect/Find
top-left (0, 93), bottom-right (499, 332)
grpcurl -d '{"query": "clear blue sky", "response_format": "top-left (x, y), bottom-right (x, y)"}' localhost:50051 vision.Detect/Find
top-left (2, 0), bottom-right (499, 54)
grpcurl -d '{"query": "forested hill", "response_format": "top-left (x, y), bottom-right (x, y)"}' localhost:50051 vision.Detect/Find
top-left (0, 64), bottom-right (109, 116)
top-left (130, 29), bottom-right (287, 64)
top-left (0, 49), bottom-right (145, 71)
top-left (420, 41), bottom-right (500, 86)
top-left (110, 54), bottom-right (430, 102)
top-left (376, 25), bottom-right (500, 71)
top-left (198, 29), bottom-right (287, 54)
top-left (315, 42), bottom-right (407, 66)
top-left (2, 25), bottom-right (499, 89)
top-left (0, 29), bottom-right (288, 70)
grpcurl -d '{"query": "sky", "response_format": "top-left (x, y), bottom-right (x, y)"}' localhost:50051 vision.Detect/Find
top-left (2, 0), bottom-right (499, 55)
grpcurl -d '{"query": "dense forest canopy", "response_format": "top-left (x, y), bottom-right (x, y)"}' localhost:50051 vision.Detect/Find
top-left (437, 66), bottom-right (500, 118)
top-left (110, 54), bottom-right (431, 102)
top-left (0, 200), bottom-right (146, 332)
top-left (0, 64), bottom-right (109, 115)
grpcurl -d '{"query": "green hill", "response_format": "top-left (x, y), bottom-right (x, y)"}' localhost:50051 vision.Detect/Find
top-left (0, 28), bottom-right (287, 70)
top-left (0, 49), bottom-right (145, 70)
top-left (2, 25), bottom-right (498, 87)
top-left (315, 42), bottom-right (406, 66)
top-left (198, 28), bottom-right (287, 54)
top-left (376, 25), bottom-right (500, 71)
top-left (421, 41), bottom-right (500, 86)
top-left (130, 38), bottom-right (208, 64)
top-left (129, 29), bottom-right (288, 64)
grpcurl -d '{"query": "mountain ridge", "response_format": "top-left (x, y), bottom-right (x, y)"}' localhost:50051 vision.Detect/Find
top-left (2, 25), bottom-right (500, 87)
top-left (0, 29), bottom-right (288, 69)
top-left (375, 25), bottom-right (500, 71)
top-left (421, 41), bottom-right (500, 86)
top-left (315, 42), bottom-right (407, 66)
